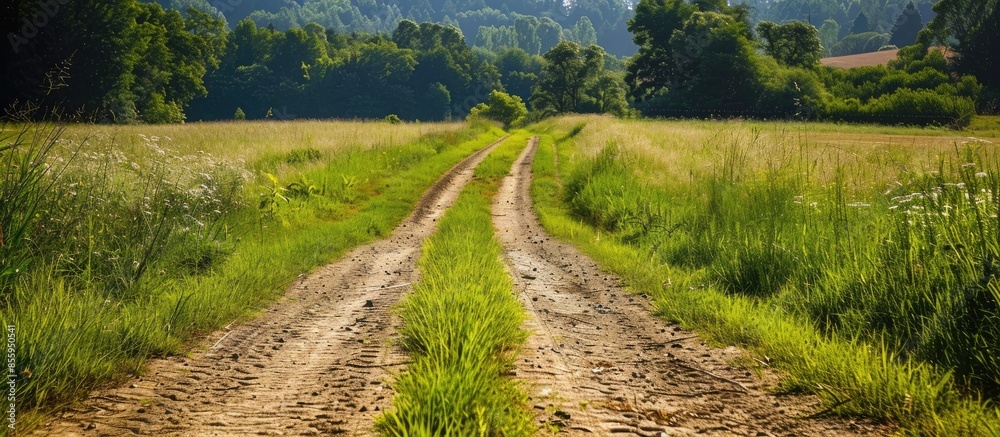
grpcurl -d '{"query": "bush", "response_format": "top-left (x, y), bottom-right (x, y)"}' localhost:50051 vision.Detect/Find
top-left (467, 91), bottom-right (527, 129)
top-left (825, 88), bottom-right (977, 126)
top-left (756, 58), bottom-right (830, 118)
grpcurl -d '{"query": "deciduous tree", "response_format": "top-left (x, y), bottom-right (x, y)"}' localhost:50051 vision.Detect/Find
top-left (757, 21), bottom-right (823, 68)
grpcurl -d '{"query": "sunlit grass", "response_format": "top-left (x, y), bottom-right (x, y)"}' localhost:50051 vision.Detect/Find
top-left (529, 115), bottom-right (1000, 435)
top-left (61, 120), bottom-right (463, 160)
top-left (378, 133), bottom-right (534, 436)
top-left (0, 119), bottom-right (496, 436)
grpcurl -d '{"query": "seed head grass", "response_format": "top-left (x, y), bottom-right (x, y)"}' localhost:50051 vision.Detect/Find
top-left (0, 119), bottom-right (493, 436)
top-left (529, 115), bottom-right (1000, 435)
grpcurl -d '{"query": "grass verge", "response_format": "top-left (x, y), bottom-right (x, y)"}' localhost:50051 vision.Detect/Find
top-left (0, 120), bottom-right (502, 435)
top-left (377, 133), bottom-right (534, 436)
top-left (527, 120), bottom-right (1000, 435)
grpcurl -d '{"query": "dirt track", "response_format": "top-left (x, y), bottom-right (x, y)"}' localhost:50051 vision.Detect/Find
top-left (37, 137), bottom-right (507, 436)
top-left (39, 135), bottom-right (890, 436)
top-left (493, 137), bottom-right (888, 435)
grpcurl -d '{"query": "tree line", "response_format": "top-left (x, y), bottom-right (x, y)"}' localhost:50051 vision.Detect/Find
top-left (144, 0), bottom-right (639, 57)
top-left (2, 0), bottom-right (996, 126)
top-left (624, 0), bottom-right (995, 126)
top-left (1, 0), bottom-right (629, 123)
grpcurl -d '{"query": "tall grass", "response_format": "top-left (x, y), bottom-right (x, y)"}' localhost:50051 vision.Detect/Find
top-left (378, 133), bottom-right (534, 436)
top-left (528, 115), bottom-right (1000, 434)
top-left (0, 118), bottom-right (495, 435)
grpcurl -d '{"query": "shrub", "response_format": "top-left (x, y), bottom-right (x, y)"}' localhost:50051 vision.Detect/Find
top-left (468, 91), bottom-right (528, 129)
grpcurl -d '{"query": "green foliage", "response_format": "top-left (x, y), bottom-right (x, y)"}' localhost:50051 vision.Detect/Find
top-left (627, 1), bottom-right (762, 115)
top-left (625, 0), bottom-right (699, 101)
top-left (818, 64), bottom-right (980, 126)
top-left (889, 1), bottom-right (924, 48)
top-left (818, 19), bottom-right (841, 56)
top-left (531, 41), bottom-right (627, 117)
top-left (234, 107), bottom-right (246, 120)
top-left (757, 21), bottom-right (823, 68)
top-left (663, 11), bottom-right (761, 112)
top-left (755, 57), bottom-right (829, 118)
top-left (469, 90), bottom-right (527, 128)
top-left (0, 0), bottom-right (230, 123)
top-left (850, 11), bottom-right (872, 34)
top-left (927, 0), bottom-right (1000, 92)
top-left (565, 16), bottom-right (598, 47)
top-left (494, 48), bottom-right (543, 101)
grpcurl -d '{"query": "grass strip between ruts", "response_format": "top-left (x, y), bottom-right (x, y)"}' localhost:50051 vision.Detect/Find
top-left (378, 132), bottom-right (535, 436)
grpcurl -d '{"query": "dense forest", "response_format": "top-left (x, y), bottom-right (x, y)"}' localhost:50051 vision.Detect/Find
top-left (139, 0), bottom-right (944, 57)
top-left (1, 0), bottom-right (997, 125)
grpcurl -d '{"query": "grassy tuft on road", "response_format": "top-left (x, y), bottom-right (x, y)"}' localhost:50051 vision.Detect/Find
top-left (0, 119), bottom-right (500, 435)
top-left (378, 133), bottom-right (534, 436)
top-left (528, 116), bottom-right (1000, 435)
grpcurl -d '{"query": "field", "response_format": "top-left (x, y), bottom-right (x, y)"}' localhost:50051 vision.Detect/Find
top-left (4, 116), bottom-right (1000, 435)
top-left (820, 50), bottom-right (900, 68)
top-left (0, 118), bottom-right (494, 433)
top-left (530, 115), bottom-right (1000, 434)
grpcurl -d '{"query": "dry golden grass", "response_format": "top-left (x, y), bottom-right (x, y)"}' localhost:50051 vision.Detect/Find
top-left (545, 114), bottom-right (1000, 190)
top-left (60, 119), bottom-right (465, 161)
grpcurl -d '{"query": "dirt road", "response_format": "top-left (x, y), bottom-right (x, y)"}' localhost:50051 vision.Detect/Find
top-left (38, 137), bottom-right (508, 436)
top-left (41, 134), bottom-right (887, 437)
top-left (493, 137), bottom-right (887, 436)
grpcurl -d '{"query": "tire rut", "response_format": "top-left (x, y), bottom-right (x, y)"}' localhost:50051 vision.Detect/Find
top-left (38, 136), bottom-right (509, 436)
top-left (493, 137), bottom-right (889, 436)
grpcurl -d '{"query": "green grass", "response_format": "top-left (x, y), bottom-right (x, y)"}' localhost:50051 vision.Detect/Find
top-left (0, 120), bottom-right (502, 436)
top-left (377, 133), bottom-right (534, 436)
top-left (527, 119), bottom-right (1000, 435)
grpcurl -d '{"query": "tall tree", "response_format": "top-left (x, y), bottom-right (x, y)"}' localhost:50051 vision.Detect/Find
top-left (624, 0), bottom-right (698, 100)
top-left (757, 21), bottom-right (823, 68)
top-left (927, 0), bottom-right (999, 89)
top-left (889, 1), bottom-right (924, 48)
top-left (850, 11), bottom-right (871, 35)
top-left (531, 41), bottom-right (603, 115)
top-left (666, 11), bottom-right (760, 111)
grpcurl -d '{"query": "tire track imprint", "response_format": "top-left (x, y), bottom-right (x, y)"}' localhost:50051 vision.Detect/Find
top-left (493, 137), bottom-right (890, 436)
top-left (38, 136), bottom-right (509, 436)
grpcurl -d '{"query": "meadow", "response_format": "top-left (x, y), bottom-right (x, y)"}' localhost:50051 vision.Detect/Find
top-left (6, 114), bottom-right (1000, 435)
top-left (529, 114), bottom-right (1000, 434)
top-left (0, 118), bottom-right (498, 433)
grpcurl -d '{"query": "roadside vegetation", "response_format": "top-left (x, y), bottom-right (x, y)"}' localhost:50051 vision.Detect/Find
top-left (528, 115), bottom-right (1000, 435)
top-left (378, 133), bottom-right (534, 436)
top-left (0, 117), bottom-right (500, 433)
